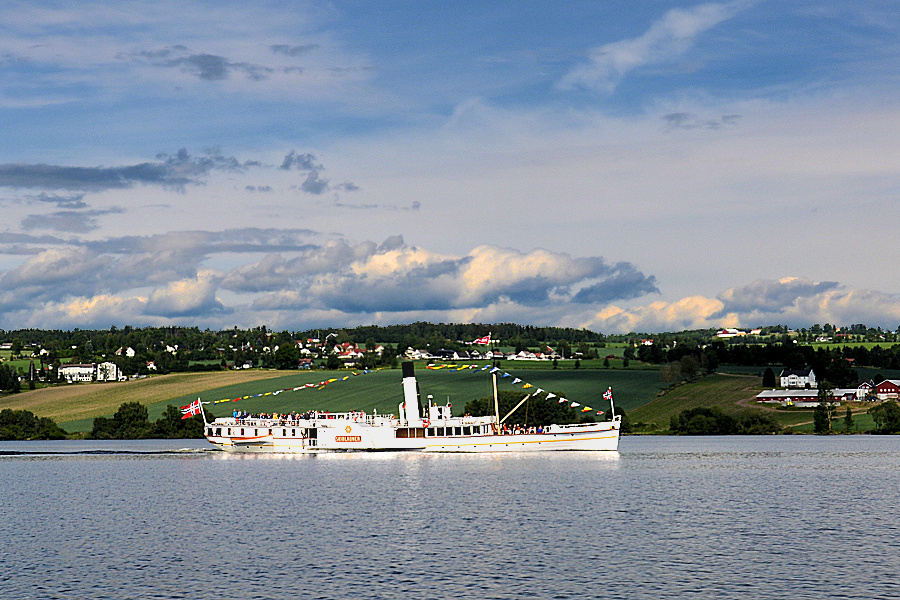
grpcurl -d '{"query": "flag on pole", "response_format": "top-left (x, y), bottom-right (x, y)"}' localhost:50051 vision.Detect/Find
top-left (603, 388), bottom-right (613, 401)
top-left (180, 398), bottom-right (202, 420)
top-left (472, 335), bottom-right (491, 345)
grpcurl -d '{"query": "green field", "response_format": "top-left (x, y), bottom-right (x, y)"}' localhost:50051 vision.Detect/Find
top-left (57, 364), bottom-right (667, 432)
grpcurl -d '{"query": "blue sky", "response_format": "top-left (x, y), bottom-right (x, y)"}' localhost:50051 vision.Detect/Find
top-left (2, 0), bottom-right (900, 333)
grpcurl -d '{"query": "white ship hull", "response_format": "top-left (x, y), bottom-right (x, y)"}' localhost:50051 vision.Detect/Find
top-left (206, 414), bottom-right (620, 453)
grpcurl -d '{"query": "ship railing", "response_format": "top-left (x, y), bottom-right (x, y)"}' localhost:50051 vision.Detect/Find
top-left (216, 412), bottom-right (389, 427)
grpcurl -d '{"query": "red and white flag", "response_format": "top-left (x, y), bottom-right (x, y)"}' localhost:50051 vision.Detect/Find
top-left (472, 334), bottom-right (491, 345)
top-left (180, 398), bottom-right (202, 420)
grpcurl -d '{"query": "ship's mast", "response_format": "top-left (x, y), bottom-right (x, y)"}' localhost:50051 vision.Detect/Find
top-left (492, 373), bottom-right (500, 433)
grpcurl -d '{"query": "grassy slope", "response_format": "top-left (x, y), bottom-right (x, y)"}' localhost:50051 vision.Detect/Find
top-left (629, 374), bottom-right (761, 431)
top-left (1, 371), bottom-right (288, 426)
top-left (629, 372), bottom-right (882, 433)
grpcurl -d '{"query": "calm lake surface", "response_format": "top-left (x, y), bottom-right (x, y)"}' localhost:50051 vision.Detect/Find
top-left (2, 436), bottom-right (900, 600)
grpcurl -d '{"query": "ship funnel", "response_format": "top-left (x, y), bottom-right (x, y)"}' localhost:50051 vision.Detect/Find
top-left (401, 362), bottom-right (422, 422)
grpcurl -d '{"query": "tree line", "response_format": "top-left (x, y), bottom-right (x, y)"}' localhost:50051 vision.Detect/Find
top-left (90, 402), bottom-right (210, 439)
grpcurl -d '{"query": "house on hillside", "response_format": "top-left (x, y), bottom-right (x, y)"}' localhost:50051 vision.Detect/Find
top-left (780, 368), bottom-right (817, 389)
top-left (58, 363), bottom-right (95, 383)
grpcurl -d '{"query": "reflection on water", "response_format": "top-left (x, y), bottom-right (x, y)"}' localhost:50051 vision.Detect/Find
top-left (2, 436), bottom-right (899, 599)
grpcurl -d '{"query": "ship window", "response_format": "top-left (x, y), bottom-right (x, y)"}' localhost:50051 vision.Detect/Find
top-left (282, 429), bottom-right (287, 436)
top-left (227, 428), bottom-right (231, 435)
top-left (215, 428), bottom-right (221, 436)
top-left (292, 429), bottom-right (296, 437)
top-left (240, 428), bottom-right (244, 435)
top-left (428, 427), bottom-right (436, 436)
top-left (455, 427), bottom-right (462, 436)
top-left (206, 428), bottom-right (212, 436)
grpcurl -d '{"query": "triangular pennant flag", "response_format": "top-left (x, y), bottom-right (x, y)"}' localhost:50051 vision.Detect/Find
top-left (570, 402), bottom-right (580, 407)
top-left (489, 367), bottom-right (500, 373)
top-left (523, 383), bottom-right (533, 389)
top-left (558, 397), bottom-right (567, 403)
top-left (546, 393), bottom-right (556, 400)
top-left (531, 388), bottom-right (544, 396)
top-left (501, 372), bottom-right (511, 378)
top-left (582, 406), bottom-right (592, 412)
top-left (511, 378), bottom-right (522, 384)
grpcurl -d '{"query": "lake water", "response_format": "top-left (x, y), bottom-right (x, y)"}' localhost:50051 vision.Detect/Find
top-left (2, 436), bottom-right (899, 600)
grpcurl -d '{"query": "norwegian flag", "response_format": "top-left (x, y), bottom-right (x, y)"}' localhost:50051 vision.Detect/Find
top-left (603, 388), bottom-right (613, 402)
top-left (472, 334), bottom-right (491, 345)
top-left (180, 398), bottom-right (202, 420)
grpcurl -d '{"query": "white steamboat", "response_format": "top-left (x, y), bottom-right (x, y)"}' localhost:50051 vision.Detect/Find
top-left (203, 362), bottom-right (620, 453)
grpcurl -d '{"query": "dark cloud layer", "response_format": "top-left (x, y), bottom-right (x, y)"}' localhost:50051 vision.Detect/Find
top-left (717, 278), bottom-right (841, 313)
top-left (129, 46), bottom-right (274, 81)
top-left (270, 44), bottom-right (319, 57)
top-left (0, 148), bottom-right (255, 192)
top-left (21, 207), bottom-right (125, 233)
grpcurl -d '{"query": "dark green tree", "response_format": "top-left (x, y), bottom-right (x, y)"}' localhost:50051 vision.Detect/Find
top-left (0, 409), bottom-right (67, 440)
top-left (274, 343), bottom-right (300, 370)
top-left (869, 401), bottom-right (900, 433)
top-left (670, 407), bottom-right (737, 435)
top-left (91, 402), bottom-right (151, 439)
top-left (325, 351), bottom-right (341, 370)
top-left (813, 381), bottom-right (835, 434)
top-left (762, 367), bottom-right (776, 387)
top-left (151, 405), bottom-right (209, 438)
top-left (843, 406), bottom-right (854, 432)
top-left (680, 355), bottom-right (699, 381)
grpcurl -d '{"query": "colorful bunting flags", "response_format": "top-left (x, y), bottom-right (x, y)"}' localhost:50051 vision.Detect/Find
top-left (208, 362), bottom-right (615, 422)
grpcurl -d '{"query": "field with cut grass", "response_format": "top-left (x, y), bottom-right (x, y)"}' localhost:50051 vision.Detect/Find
top-left (0, 370), bottom-right (288, 426)
top-left (629, 374), bottom-right (762, 432)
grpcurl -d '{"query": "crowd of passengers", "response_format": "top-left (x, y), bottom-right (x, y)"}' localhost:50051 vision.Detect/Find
top-left (499, 424), bottom-right (546, 435)
top-left (231, 410), bottom-right (327, 424)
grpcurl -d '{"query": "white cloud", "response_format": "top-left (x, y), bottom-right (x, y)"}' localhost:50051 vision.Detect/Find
top-left (558, 2), bottom-right (745, 93)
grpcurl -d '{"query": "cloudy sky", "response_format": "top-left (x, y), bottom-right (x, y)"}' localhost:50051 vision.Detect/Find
top-left (2, 0), bottom-right (900, 334)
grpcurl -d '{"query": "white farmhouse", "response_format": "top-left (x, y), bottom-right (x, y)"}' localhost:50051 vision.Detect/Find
top-left (779, 368), bottom-right (817, 389)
